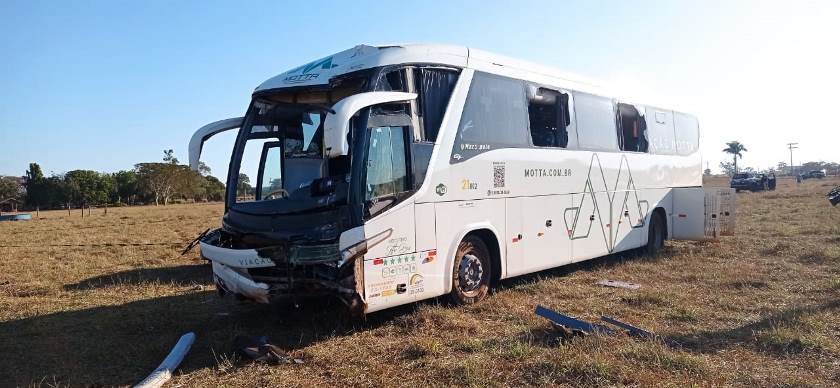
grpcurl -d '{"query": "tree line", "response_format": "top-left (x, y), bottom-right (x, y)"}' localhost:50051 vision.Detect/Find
top-left (719, 141), bottom-right (839, 176)
top-left (1, 150), bottom-right (225, 210)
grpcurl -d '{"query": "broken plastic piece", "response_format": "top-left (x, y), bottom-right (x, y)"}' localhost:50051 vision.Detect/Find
top-left (596, 279), bottom-right (641, 289)
top-left (134, 332), bottom-right (195, 388)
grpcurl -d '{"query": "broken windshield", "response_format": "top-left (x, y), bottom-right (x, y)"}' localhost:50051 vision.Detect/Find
top-left (232, 100), bottom-right (330, 204)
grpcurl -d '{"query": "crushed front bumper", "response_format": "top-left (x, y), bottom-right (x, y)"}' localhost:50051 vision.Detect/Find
top-left (199, 233), bottom-right (365, 309)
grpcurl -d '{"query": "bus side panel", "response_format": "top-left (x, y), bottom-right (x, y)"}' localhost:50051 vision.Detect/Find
top-left (611, 188), bottom-right (646, 253)
top-left (415, 202), bottom-right (436, 252)
top-left (520, 195), bottom-right (572, 274)
top-left (361, 201), bottom-right (416, 313)
top-left (433, 199), bottom-right (506, 296)
top-left (504, 197), bottom-right (525, 277)
top-left (569, 189), bottom-right (613, 263)
top-left (671, 187), bottom-right (707, 240)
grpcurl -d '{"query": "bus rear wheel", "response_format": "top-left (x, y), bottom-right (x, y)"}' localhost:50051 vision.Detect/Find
top-left (645, 212), bottom-right (666, 256)
top-left (449, 235), bottom-right (491, 305)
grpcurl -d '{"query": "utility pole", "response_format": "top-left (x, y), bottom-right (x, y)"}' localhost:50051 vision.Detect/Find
top-left (787, 142), bottom-right (798, 176)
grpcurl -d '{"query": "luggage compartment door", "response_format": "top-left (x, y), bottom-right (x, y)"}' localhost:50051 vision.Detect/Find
top-left (671, 187), bottom-right (707, 240)
top-left (672, 187), bottom-right (735, 240)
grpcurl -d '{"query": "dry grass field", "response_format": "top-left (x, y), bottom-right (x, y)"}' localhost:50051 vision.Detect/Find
top-left (1, 177), bottom-right (838, 387)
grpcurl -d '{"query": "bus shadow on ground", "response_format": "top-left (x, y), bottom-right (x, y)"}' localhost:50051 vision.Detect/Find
top-left (4, 247), bottom-right (668, 385)
top-left (2, 267), bottom-right (419, 386)
top-left (63, 264), bottom-right (211, 290)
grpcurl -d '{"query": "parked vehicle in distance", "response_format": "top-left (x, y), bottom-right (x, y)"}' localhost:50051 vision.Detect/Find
top-left (730, 172), bottom-right (768, 192)
top-left (800, 170), bottom-right (826, 179)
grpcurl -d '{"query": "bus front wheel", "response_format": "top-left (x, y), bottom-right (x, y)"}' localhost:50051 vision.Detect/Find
top-left (449, 235), bottom-right (491, 305)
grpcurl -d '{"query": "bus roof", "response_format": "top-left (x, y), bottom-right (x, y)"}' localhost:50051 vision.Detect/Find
top-left (254, 44), bottom-right (688, 115)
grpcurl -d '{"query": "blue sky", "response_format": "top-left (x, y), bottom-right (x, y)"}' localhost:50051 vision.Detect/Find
top-left (1, 0), bottom-right (837, 178)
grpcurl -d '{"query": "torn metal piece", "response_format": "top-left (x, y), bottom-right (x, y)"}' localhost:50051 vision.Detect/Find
top-left (596, 279), bottom-right (641, 289)
top-left (600, 316), bottom-right (655, 339)
top-left (534, 305), bottom-right (617, 336)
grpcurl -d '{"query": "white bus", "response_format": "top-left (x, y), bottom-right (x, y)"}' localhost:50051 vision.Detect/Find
top-left (189, 44), bottom-right (717, 314)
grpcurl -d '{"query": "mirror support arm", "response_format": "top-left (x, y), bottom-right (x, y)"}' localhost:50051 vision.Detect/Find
top-left (189, 117), bottom-right (244, 170)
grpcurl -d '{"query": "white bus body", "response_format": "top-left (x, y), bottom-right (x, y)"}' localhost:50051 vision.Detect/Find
top-left (190, 44), bottom-right (720, 314)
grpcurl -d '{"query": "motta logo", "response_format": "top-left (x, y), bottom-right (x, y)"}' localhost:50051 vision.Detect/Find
top-left (435, 183), bottom-right (447, 196)
top-left (283, 56), bottom-right (338, 84)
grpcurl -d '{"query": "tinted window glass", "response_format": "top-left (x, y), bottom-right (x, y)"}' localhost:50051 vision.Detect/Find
top-left (574, 92), bottom-right (619, 151)
top-left (365, 126), bottom-right (408, 202)
top-left (674, 112), bottom-right (699, 156)
top-left (452, 72), bottom-right (528, 162)
top-left (414, 68), bottom-right (459, 142)
top-left (258, 145), bottom-right (283, 200)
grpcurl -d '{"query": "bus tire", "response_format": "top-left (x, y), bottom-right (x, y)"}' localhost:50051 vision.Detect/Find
top-left (449, 235), bottom-right (491, 305)
top-left (645, 212), bottom-right (665, 256)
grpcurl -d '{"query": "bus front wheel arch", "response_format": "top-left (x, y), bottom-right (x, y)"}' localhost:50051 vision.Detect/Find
top-left (448, 233), bottom-right (495, 306)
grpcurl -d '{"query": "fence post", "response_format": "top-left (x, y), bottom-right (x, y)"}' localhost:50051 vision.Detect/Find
top-left (104, 203), bottom-right (107, 215)
top-left (36, 206), bottom-right (39, 218)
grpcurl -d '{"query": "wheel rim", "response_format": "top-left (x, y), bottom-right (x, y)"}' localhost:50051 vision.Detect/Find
top-left (458, 253), bottom-right (484, 293)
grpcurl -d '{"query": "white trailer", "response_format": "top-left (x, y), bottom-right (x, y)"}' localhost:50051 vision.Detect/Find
top-left (189, 44), bottom-right (721, 314)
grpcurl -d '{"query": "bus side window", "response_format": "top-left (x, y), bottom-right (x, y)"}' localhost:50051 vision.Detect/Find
top-left (574, 92), bottom-right (619, 151)
top-left (646, 108), bottom-right (677, 155)
top-left (452, 72), bottom-right (529, 162)
top-left (616, 102), bottom-right (649, 153)
top-left (674, 112), bottom-right (699, 156)
top-left (364, 103), bottom-right (412, 218)
top-left (412, 68), bottom-right (459, 143)
top-left (527, 86), bottom-right (571, 148)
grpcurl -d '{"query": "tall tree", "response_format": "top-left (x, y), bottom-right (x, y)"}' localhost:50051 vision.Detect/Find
top-left (722, 141), bottom-right (747, 175)
top-left (25, 163), bottom-right (44, 182)
top-left (113, 170), bottom-right (138, 205)
top-left (202, 175), bottom-right (225, 201)
top-left (197, 161), bottom-right (211, 177)
top-left (0, 177), bottom-right (20, 202)
top-left (163, 149), bottom-right (179, 165)
top-left (135, 163), bottom-right (180, 205)
top-left (63, 170), bottom-right (114, 206)
top-left (236, 173), bottom-right (252, 197)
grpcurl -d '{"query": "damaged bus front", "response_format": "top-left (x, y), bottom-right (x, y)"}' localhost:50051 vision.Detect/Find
top-left (188, 47), bottom-right (462, 312)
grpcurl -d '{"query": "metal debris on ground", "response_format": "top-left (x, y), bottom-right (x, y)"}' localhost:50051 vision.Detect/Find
top-left (596, 279), bottom-right (641, 289)
top-left (535, 305), bottom-right (658, 341)
top-left (600, 316), bottom-right (656, 339)
top-left (534, 305), bottom-right (616, 336)
top-left (235, 336), bottom-right (304, 365)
